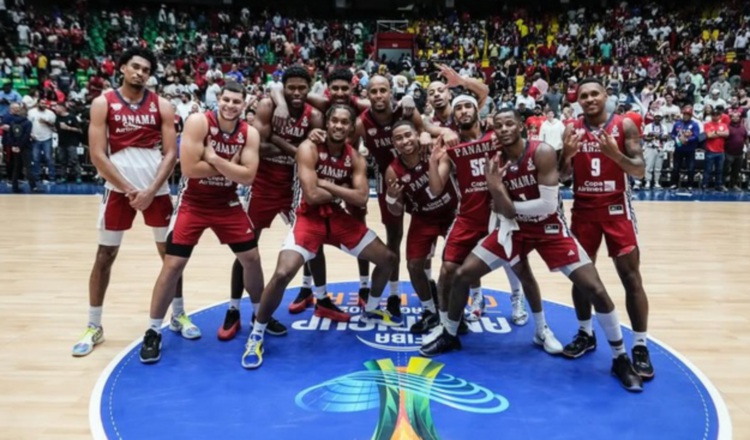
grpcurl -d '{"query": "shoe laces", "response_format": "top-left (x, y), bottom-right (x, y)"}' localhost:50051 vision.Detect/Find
top-left (245, 333), bottom-right (262, 351)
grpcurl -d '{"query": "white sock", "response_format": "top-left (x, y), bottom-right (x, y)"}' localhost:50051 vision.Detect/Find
top-left (302, 275), bottom-right (312, 289)
top-left (149, 318), bottom-right (163, 333)
top-left (533, 311), bottom-right (547, 334)
top-left (470, 286), bottom-right (482, 298)
top-left (230, 298), bottom-right (241, 310)
top-left (633, 331), bottom-right (648, 347)
top-left (89, 306), bottom-right (103, 327)
top-left (439, 310), bottom-right (449, 324)
top-left (389, 281), bottom-right (400, 296)
top-left (171, 297), bottom-right (184, 317)
top-left (579, 319), bottom-right (593, 336)
top-left (365, 293), bottom-right (381, 312)
top-left (359, 276), bottom-right (369, 288)
top-left (251, 321), bottom-right (267, 336)
top-left (444, 318), bottom-right (459, 336)
top-left (422, 299), bottom-right (436, 313)
top-left (503, 264), bottom-right (522, 293)
top-left (313, 285), bottom-right (327, 300)
top-left (424, 268), bottom-right (432, 281)
top-left (596, 311), bottom-right (627, 358)
top-left (252, 302), bottom-right (260, 314)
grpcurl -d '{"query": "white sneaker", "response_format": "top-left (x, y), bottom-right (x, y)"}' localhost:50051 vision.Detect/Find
top-left (510, 291), bottom-right (529, 326)
top-left (466, 290), bottom-right (485, 322)
top-left (422, 324), bottom-right (445, 345)
top-left (169, 313), bottom-right (202, 339)
top-left (534, 326), bottom-right (563, 355)
top-left (72, 324), bottom-right (105, 357)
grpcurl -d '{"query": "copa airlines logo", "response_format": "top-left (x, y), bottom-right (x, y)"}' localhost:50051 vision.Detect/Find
top-left (290, 289), bottom-right (512, 352)
top-left (295, 356), bottom-right (509, 440)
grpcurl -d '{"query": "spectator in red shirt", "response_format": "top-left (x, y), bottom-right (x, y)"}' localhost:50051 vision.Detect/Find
top-left (702, 108), bottom-right (729, 191)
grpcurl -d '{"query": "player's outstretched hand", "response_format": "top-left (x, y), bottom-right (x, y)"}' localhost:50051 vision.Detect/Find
top-left (307, 128), bottom-right (326, 144)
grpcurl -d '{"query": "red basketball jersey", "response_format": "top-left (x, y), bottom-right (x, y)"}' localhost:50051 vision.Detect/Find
top-left (446, 131), bottom-right (498, 224)
top-left (571, 114), bottom-right (632, 222)
top-left (105, 89), bottom-right (162, 154)
top-left (431, 113), bottom-right (457, 131)
top-left (253, 104), bottom-right (315, 200)
top-left (178, 111), bottom-right (248, 208)
top-left (503, 141), bottom-right (567, 236)
top-left (390, 156), bottom-right (458, 218)
top-left (297, 143), bottom-right (357, 217)
top-left (359, 108), bottom-right (404, 173)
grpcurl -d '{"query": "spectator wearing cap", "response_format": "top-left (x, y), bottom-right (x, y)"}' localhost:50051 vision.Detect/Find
top-left (703, 89), bottom-right (727, 110)
top-left (27, 99), bottom-right (57, 183)
top-left (709, 76), bottom-right (732, 102)
top-left (724, 112), bottom-right (748, 191)
top-left (702, 108), bottom-right (730, 191)
top-left (642, 111), bottom-right (670, 189)
top-left (670, 106), bottom-right (701, 191)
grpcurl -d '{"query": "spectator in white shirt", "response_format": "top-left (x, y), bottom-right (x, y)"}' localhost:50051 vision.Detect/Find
top-left (204, 77), bottom-right (221, 110)
top-left (703, 89), bottom-right (727, 110)
top-left (27, 100), bottom-right (57, 181)
top-left (539, 110), bottom-right (566, 151)
top-left (642, 111), bottom-right (670, 189)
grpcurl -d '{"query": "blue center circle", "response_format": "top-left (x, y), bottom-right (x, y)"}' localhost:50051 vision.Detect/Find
top-left (91, 281), bottom-right (730, 440)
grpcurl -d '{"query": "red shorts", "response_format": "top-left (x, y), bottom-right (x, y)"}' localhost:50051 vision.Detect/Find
top-left (346, 203), bottom-right (368, 223)
top-left (407, 214), bottom-right (453, 260)
top-left (377, 192), bottom-right (403, 227)
top-left (570, 216), bottom-right (638, 258)
top-left (283, 210), bottom-right (377, 262)
top-left (442, 216), bottom-right (490, 264)
top-left (247, 195), bottom-right (294, 231)
top-left (97, 190), bottom-right (173, 231)
top-left (169, 203), bottom-right (256, 246)
top-left (474, 229), bottom-right (591, 276)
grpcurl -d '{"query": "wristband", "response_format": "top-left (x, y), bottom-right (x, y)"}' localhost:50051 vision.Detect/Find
top-left (385, 194), bottom-right (398, 204)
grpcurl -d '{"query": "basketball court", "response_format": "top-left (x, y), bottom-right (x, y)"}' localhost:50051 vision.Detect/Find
top-left (0, 194), bottom-right (747, 439)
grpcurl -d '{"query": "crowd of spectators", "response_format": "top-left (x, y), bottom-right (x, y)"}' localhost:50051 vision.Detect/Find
top-left (1, 1), bottom-right (750, 192)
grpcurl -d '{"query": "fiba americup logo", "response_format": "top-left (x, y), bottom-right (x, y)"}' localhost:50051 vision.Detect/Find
top-left (295, 357), bottom-right (510, 440)
top-left (289, 290), bottom-right (512, 352)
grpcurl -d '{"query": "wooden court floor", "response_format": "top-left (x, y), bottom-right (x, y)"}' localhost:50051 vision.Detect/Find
top-left (0, 195), bottom-right (748, 439)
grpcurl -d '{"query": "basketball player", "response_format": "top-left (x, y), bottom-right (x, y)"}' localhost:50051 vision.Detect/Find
top-left (139, 81), bottom-right (262, 363)
top-left (426, 64), bottom-right (490, 130)
top-left (425, 70), bottom-right (526, 324)
top-left (72, 48), bottom-right (197, 357)
top-left (424, 108), bottom-right (642, 391)
top-left (559, 78), bottom-right (653, 381)
top-left (280, 69), bottom-right (419, 315)
top-left (217, 66), bottom-right (324, 341)
top-left (350, 75), bottom-right (450, 320)
top-left (241, 105), bottom-right (399, 370)
top-left (422, 96), bottom-right (530, 340)
top-left (385, 120), bottom-right (459, 334)
top-left (273, 68), bottom-right (374, 316)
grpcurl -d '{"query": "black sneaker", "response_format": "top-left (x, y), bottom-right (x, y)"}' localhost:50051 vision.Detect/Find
top-left (387, 295), bottom-right (402, 318)
top-left (217, 308), bottom-right (241, 341)
top-left (358, 287), bottom-right (370, 308)
top-left (252, 314), bottom-right (288, 336)
top-left (562, 330), bottom-right (597, 359)
top-left (139, 329), bottom-right (162, 364)
top-left (289, 287), bottom-right (314, 314)
top-left (314, 296), bottom-right (351, 322)
top-left (419, 328), bottom-right (461, 357)
top-left (458, 317), bottom-right (469, 335)
top-left (611, 353), bottom-right (644, 392)
top-left (410, 310), bottom-right (440, 334)
top-left (429, 280), bottom-right (439, 307)
top-left (632, 346), bottom-right (655, 381)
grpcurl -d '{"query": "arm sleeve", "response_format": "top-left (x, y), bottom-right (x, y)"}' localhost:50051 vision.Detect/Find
top-left (513, 185), bottom-right (559, 217)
